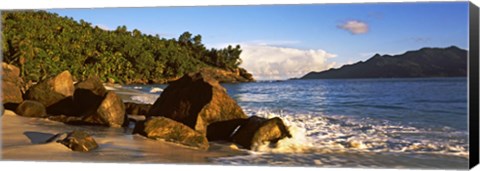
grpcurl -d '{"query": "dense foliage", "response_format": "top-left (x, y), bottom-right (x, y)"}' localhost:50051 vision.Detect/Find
top-left (2, 10), bottom-right (246, 84)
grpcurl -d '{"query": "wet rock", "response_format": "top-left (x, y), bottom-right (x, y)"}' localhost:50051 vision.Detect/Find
top-left (24, 71), bottom-right (74, 115)
top-left (1, 63), bottom-right (23, 109)
top-left (134, 117), bottom-right (209, 150)
top-left (124, 102), bottom-right (151, 116)
top-left (57, 131), bottom-right (98, 152)
top-left (15, 100), bottom-right (47, 118)
top-left (206, 118), bottom-right (248, 141)
top-left (147, 72), bottom-right (247, 134)
top-left (232, 116), bottom-right (292, 150)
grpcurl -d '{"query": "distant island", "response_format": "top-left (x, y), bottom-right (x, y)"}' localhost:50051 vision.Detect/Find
top-left (2, 11), bottom-right (254, 84)
top-left (300, 46), bottom-right (467, 79)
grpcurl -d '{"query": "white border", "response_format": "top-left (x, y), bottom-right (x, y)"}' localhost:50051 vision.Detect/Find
top-left (0, 0), bottom-right (471, 10)
top-left (0, 0), bottom-right (477, 171)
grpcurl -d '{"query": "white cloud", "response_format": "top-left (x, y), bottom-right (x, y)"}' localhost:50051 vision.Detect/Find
top-left (337, 20), bottom-right (369, 35)
top-left (239, 44), bottom-right (337, 80)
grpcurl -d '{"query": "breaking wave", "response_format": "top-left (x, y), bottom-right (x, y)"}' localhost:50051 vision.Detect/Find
top-left (247, 110), bottom-right (468, 158)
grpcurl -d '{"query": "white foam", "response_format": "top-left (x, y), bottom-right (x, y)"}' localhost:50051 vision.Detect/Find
top-left (245, 109), bottom-right (469, 157)
top-left (130, 95), bottom-right (159, 104)
top-left (251, 111), bottom-right (314, 153)
top-left (149, 87), bottom-right (163, 93)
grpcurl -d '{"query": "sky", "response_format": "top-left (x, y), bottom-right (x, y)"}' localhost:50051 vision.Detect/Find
top-left (48, 2), bottom-right (469, 80)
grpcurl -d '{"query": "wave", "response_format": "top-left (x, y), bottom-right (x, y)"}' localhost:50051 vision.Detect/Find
top-left (150, 87), bottom-right (163, 93)
top-left (247, 110), bottom-right (468, 158)
top-left (122, 86), bottom-right (468, 158)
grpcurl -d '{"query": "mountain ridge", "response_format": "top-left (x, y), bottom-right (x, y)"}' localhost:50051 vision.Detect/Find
top-left (300, 46), bottom-right (467, 79)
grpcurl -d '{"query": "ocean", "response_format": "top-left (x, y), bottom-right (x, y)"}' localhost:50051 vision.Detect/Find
top-left (123, 77), bottom-right (469, 169)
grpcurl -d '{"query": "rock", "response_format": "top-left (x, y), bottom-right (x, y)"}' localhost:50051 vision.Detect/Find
top-left (206, 118), bottom-right (247, 141)
top-left (45, 97), bottom-right (75, 116)
top-left (2, 82), bottom-right (23, 110)
top-left (76, 91), bottom-right (125, 127)
top-left (134, 117), bottom-right (209, 150)
top-left (1, 62), bottom-right (21, 83)
top-left (147, 72), bottom-right (247, 134)
top-left (47, 115), bottom-right (86, 125)
top-left (15, 100), bottom-right (47, 118)
top-left (24, 70), bottom-right (74, 115)
top-left (73, 77), bottom-right (106, 117)
top-left (1, 63), bottom-right (23, 109)
top-left (89, 91), bottom-right (125, 127)
top-left (232, 116), bottom-right (292, 150)
top-left (47, 91), bottom-right (125, 127)
top-left (57, 131), bottom-right (98, 152)
top-left (124, 102), bottom-right (151, 116)
top-left (74, 76), bottom-right (107, 97)
top-left (2, 110), bottom-right (16, 116)
top-left (72, 89), bottom-right (103, 117)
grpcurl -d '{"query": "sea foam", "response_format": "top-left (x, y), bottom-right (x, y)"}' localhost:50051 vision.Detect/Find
top-left (130, 95), bottom-right (159, 104)
top-left (247, 109), bottom-right (468, 157)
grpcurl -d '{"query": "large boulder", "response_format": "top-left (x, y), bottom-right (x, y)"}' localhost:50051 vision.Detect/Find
top-left (24, 71), bottom-right (74, 115)
top-left (57, 131), bottom-right (98, 152)
top-left (15, 100), bottom-right (47, 118)
top-left (147, 72), bottom-right (247, 134)
top-left (1, 63), bottom-right (23, 109)
top-left (232, 116), bottom-right (292, 150)
top-left (133, 117), bottom-right (209, 150)
top-left (84, 91), bottom-right (125, 127)
top-left (124, 102), bottom-right (151, 116)
top-left (73, 77), bottom-right (107, 116)
top-left (206, 118), bottom-right (247, 141)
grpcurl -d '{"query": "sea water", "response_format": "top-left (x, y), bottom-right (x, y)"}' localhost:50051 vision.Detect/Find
top-left (123, 77), bottom-right (469, 169)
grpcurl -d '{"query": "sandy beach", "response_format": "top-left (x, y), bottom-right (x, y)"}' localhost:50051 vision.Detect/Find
top-left (1, 109), bottom-right (247, 163)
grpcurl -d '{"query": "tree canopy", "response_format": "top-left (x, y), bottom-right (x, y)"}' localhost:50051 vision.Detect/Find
top-left (2, 10), bottom-right (248, 84)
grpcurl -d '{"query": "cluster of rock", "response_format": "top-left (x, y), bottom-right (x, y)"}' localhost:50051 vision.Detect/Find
top-left (2, 66), bottom-right (126, 127)
top-left (136, 72), bottom-right (291, 150)
top-left (2, 63), bottom-right (291, 151)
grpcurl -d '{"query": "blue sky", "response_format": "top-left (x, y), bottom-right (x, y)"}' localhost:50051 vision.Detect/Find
top-left (48, 2), bottom-right (469, 80)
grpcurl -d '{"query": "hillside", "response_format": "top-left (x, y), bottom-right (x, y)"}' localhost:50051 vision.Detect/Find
top-left (1, 10), bottom-right (254, 84)
top-left (301, 46), bottom-right (467, 79)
